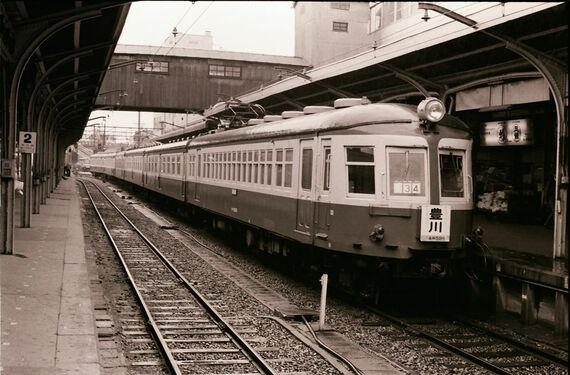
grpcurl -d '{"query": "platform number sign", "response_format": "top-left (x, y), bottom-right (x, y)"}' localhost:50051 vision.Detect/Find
top-left (420, 205), bottom-right (451, 242)
top-left (19, 131), bottom-right (37, 154)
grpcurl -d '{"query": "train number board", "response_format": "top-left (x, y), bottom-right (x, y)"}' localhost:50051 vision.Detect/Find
top-left (420, 205), bottom-right (451, 242)
top-left (19, 131), bottom-right (37, 154)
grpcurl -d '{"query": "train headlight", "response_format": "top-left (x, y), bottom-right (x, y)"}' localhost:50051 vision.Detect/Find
top-left (369, 224), bottom-right (384, 242)
top-left (417, 97), bottom-right (445, 123)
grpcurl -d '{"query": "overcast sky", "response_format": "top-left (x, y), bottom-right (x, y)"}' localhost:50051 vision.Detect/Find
top-left (88, 1), bottom-right (295, 140)
top-left (118, 1), bottom-right (295, 55)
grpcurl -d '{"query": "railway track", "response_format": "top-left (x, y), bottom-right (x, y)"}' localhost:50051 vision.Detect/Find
top-left (85, 178), bottom-right (567, 375)
top-left (366, 306), bottom-right (568, 375)
top-left (80, 179), bottom-right (278, 375)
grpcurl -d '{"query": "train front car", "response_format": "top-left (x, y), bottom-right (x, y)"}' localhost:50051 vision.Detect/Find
top-left (188, 98), bottom-right (473, 291)
top-left (318, 99), bottom-right (473, 286)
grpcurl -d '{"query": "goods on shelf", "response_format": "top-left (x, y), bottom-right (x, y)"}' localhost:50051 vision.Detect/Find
top-left (477, 190), bottom-right (508, 213)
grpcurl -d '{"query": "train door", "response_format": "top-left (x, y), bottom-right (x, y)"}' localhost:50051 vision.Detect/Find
top-left (296, 139), bottom-right (315, 235)
top-left (315, 139), bottom-right (332, 237)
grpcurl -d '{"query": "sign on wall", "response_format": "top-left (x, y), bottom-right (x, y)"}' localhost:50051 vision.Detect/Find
top-left (18, 131), bottom-right (37, 153)
top-left (480, 119), bottom-right (534, 146)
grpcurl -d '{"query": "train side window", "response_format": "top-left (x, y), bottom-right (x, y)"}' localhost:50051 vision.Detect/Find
top-left (215, 153), bottom-right (219, 179)
top-left (346, 146), bottom-right (375, 194)
top-left (197, 154), bottom-right (201, 177)
top-left (323, 146), bottom-right (331, 191)
top-left (253, 151), bottom-right (259, 183)
top-left (284, 148), bottom-right (293, 188)
top-left (260, 150), bottom-right (266, 184)
top-left (387, 148), bottom-right (426, 197)
top-left (247, 151), bottom-right (253, 183)
top-left (208, 154), bottom-right (211, 178)
top-left (276, 149), bottom-right (283, 186)
top-left (267, 150), bottom-right (273, 185)
top-left (440, 152), bottom-right (464, 198)
top-left (223, 153), bottom-right (228, 180)
top-left (301, 148), bottom-right (313, 190)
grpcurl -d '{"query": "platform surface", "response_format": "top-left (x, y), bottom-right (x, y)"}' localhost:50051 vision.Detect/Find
top-left (1, 177), bottom-right (100, 374)
top-left (474, 213), bottom-right (568, 287)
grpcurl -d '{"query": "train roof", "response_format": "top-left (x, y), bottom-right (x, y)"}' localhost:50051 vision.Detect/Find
top-left (90, 151), bottom-right (118, 158)
top-left (188, 102), bottom-right (470, 148)
top-left (141, 140), bottom-right (189, 153)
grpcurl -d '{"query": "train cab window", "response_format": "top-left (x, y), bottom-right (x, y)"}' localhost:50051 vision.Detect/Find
top-left (387, 148), bottom-right (426, 197)
top-left (346, 147), bottom-right (375, 194)
top-left (439, 151), bottom-right (465, 198)
top-left (301, 148), bottom-right (313, 190)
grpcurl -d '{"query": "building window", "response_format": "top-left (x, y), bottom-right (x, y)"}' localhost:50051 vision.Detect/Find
top-left (330, 2), bottom-right (350, 10)
top-left (209, 64), bottom-right (242, 79)
top-left (135, 61), bottom-right (169, 73)
top-left (332, 21), bottom-right (348, 32)
top-left (370, 2), bottom-right (418, 32)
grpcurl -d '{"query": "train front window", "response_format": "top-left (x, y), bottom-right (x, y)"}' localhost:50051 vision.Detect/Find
top-left (346, 147), bottom-right (375, 195)
top-left (387, 148), bottom-right (426, 197)
top-left (440, 152), bottom-right (465, 198)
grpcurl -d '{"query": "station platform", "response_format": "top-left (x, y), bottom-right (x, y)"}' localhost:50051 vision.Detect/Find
top-left (474, 213), bottom-right (568, 289)
top-left (0, 177), bottom-right (101, 375)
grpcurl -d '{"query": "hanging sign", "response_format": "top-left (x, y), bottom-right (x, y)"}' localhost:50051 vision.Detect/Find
top-left (19, 131), bottom-right (37, 153)
top-left (480, 119), bottom-right (533, 146)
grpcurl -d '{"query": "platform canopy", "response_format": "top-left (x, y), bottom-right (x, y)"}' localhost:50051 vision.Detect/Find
top-left (1, 1), bottom-right (131, 145)
top-left (235, 2), bottom-right (567, 114)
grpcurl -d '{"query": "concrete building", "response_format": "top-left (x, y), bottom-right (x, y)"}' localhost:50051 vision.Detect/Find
top-left (294, 2), bottom-right (371, 68)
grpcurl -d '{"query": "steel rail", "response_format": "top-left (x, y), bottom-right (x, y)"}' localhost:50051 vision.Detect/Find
top-left (177, 226), bottom-right (369, 375)
top-left (80, 179), bottom-right (277, 375)
top-left (79, 179), bottom-right (183, 375)
top-left (366, 306), bottom-right (514, 375)
top-left (447, 314), bottom-right (568, 368)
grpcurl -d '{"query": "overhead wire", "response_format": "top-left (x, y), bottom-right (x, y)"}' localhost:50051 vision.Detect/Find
top-left (151, 2), bottom-right (196, 56)
top-left (161, 1), bottom-right (215, 58)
